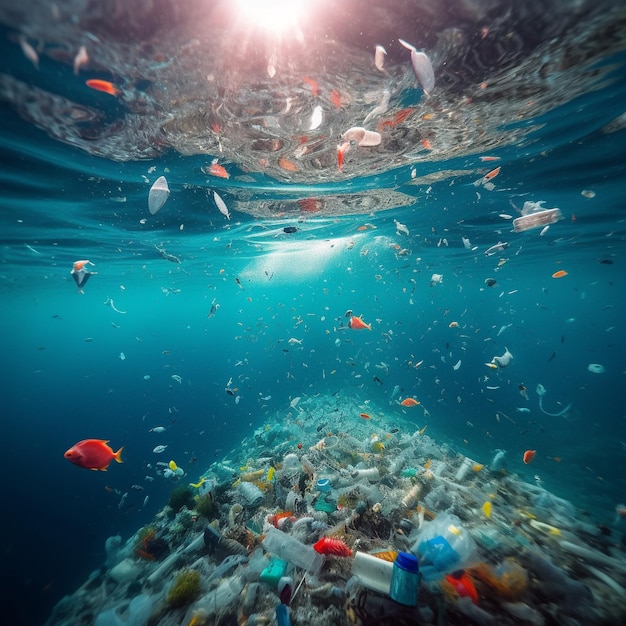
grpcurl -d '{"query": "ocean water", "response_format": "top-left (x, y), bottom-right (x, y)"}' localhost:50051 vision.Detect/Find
top-left (1, 1), bottom-right (626, 624)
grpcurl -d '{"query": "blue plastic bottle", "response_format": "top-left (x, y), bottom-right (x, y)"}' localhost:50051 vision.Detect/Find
top-left (389, 551), bottom-right (419, 606)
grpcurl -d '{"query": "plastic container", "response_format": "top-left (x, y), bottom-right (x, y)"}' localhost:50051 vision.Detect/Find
top-left (239, 481), bottom-right (264, 508)
top-left (390, 552), bottom-right (419, 606)
top-left (262, 527), bottom-right (324, 574)
top-left (314, 493), bottom-right (337, 513)
top-left (412, 514), bottom-right (478, 581)
top-left (260, 558), bottom-right (288, 589)
top-left (316, 478), bottom-right (332, 493)
top-left (351, 551), bottom-right (394, 595)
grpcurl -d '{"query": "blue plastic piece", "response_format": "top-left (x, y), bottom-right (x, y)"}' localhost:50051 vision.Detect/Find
top-left (276, 603), bottom-right (291, 626)
top-left (316, 478), bottom-right (332, 492)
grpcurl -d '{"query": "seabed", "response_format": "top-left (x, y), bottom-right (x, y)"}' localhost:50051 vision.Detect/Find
top-left (46, 393), bottom-right (626, 626)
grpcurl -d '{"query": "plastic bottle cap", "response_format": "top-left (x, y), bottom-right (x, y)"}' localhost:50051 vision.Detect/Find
top-left (395, 551), bottom-right (419, 574)
top-left (316, 478), bottom-right (331, 492)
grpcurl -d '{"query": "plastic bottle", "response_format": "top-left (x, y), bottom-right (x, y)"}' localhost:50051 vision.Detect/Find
top-left (262, 527), bottom-right (324, 574)
top-left (239, 481), bottom-right (264, 508)
top-left (351, 551), bottom-right (394, 595)
top-left (389, 552), bottom-right (419, 606)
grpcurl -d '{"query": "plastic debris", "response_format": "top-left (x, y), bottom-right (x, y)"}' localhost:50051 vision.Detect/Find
top-left (148, 176), bottom-right (170, 215)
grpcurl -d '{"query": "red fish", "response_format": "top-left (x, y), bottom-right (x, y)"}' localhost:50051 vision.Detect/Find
top-left (302, 76), bottom-right (319, 98)
top-left (86, 79), bottom-right (120, 96)
top-left (207, 162), bottom-right (229, 179)
top-left (348, 315), bottom-right (371, 330)
top-left (400, 398), bottom-right (420, 407)
top-left (313, 537), bottom-right (353, 557)
top-left (65, 439), bottom-right (123, 471)
top-left (337, 141), bottom-right (350, 172)
top-left (445, 570), bottom-right (478, 604)
top-left (523, 449), bottom-right (536, 464)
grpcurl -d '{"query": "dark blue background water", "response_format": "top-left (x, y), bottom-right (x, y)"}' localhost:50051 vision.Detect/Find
top-left (2, 16), bottom-right (626, 626)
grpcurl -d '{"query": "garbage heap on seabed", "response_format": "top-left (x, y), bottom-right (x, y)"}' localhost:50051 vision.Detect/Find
top-left (45, 395), bottom-right (626, 626)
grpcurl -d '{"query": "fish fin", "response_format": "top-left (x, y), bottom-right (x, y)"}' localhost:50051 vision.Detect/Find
top-left (114, 447), bottom-right (124, 463)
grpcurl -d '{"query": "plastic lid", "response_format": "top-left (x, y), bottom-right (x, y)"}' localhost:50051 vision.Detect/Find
top-left (395, 551), bottom-right (419, 574)
top-left (316, 478), bottom-right (332, 492)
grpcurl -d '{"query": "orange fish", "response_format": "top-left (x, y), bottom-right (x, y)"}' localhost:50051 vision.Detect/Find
top-left (377, 107), bottom-right (416, 132)
top-left (72, 259), bottom-right (91, 272)
top-left (330, 89), bottom-right (343, 109)
top-left (65, 439), bottom-right (123, 471)
top-left (523, 449), bottom-right (536, 464)
top-left (85, 79), bottom-right (120, 96)
top-left (359, 413), bottom-right (371, 419)
top-left (348, 315), bottom-right (371, 330)
top-left (479, 156), bottom-right (501, 162)
top-left (483, 166), bottom-right (501, 181)
top-left (302, 76), bottom-right (319, 97)
top-left (207, 162), bottom-right (229, 179)
top-left (337, 141), bottom-right (350, 172)
top-left (400, 398), bottom-right (420, 407)
top-left (552, 270), bottom-right (568, 279)
top-left (278, 157), bottom-right (298, 172)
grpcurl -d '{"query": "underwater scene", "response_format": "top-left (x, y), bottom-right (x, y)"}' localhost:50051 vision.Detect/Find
top-left (1, 1), bottom-right (626, 625)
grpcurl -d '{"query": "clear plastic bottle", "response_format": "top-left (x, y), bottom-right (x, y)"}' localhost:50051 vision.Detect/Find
top-left (389, 552), bottom-right (419, 606)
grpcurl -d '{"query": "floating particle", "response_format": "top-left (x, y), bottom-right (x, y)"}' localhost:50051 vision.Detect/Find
top-left (148, 176), bottom-right (170, 215)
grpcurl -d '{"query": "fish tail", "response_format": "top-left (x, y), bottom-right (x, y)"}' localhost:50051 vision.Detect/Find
top-left (114, 447), bottom-right (124, 463)
top-left (366, 323), bottom-right (372, 330)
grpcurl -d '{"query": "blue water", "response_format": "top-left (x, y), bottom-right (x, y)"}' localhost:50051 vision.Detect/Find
top-left (2, 2), bottom-right (626, 623)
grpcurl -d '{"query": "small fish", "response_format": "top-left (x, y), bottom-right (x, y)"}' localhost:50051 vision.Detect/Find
top-left (516, 407), bottom-right (531, 413)
top-left (374, 44), bottom-right (387, 71)
top-left (207, 160), bottom-right (230, 179)
top-left (153, 445), bottom-right (168, 454)
top-left (168, 460), bottom-right (178, 471)
top-left (73, 45), bottom-right (89, 75)
top-left (480, 156), bottom-right (501, 162)
top-left (474, 166), bottom-right (501, 187)
top-left (485, 362), bottom-right (498, 369)
top-left (484, 241), bottom-right (508, 256)
top-left (400, 398), bottom-right (420, 407)
top-left (348, 315), bottom-right (372, 330)
top-left (360, 413), bottom-right (372, 420)
top-left (552, 270), bottom-right (568, 279)
top-left (523, 449), bottom-right (536, 464)
top-left (19, 35), bottom-right (39, 68)
top-left (481, 501), bottom-right (492, 518)
top-left (394, 219), bottom-right (409, 236)
top-left (213, 190), bottom-right (230, 220)
top-left (418, 425), bottom-right (428, 435)
top-left (64, 439), bottom-right (123, 471)
top-left (398, 39), bottom-right (435, 95)
top-left (85, 79), bottom-right (120, 96)
top-left (149, 426), bottom-right (166, 433)
top-left (337, 141), bottom-right (350, 172)
top-left (449, 321), bottom-right (459, 328)
top-left (309, 105), bottom-right (323, 130)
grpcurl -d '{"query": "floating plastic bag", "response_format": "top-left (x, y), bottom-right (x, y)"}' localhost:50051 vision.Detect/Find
top-left (412, 514), bottom-right (479, 581)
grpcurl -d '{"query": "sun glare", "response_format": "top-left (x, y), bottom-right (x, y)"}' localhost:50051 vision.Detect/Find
top-left (234, 0), bottom-right (306, 33)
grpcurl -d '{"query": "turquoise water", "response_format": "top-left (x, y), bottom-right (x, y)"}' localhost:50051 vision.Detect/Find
top-left (2, 2), bottom-right (626, 623)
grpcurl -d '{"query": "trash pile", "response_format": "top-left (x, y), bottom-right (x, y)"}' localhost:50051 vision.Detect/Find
top-left (45, 395), bottom-right (626, 626)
